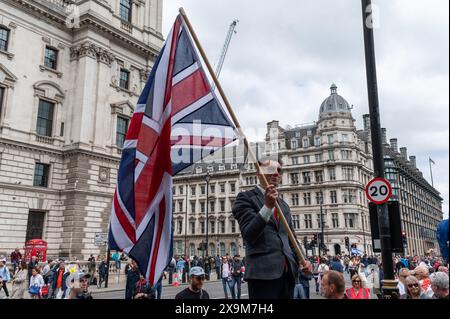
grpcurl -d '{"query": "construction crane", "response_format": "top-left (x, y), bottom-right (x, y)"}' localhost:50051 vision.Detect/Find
top-left (212, 19), bottom-right (239, 88)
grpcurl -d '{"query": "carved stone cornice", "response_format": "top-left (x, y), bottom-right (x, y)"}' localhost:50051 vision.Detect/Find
top-left (70, 41), bottom-right (115, 66)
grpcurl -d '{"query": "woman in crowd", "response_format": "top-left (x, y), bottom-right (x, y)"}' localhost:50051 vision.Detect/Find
top-left (29, 267), bottom-right (45, 299)
top-left (10, 261), bottom-right (28, 299)
top-left (346, 274), bottom-right (371, 299)
top-left (401, 275), bottom-right (429, 299)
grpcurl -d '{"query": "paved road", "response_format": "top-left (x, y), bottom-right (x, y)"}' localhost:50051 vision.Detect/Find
top-left (90, 275), bottom-right (354, 299)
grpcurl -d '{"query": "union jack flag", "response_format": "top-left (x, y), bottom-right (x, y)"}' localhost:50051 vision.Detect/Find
top-left (109, 14), bottom-right (237, 285)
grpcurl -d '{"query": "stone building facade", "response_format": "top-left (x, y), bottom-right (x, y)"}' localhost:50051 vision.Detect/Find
top-left (172, 84), bottom-right (444, 258)
top-left (0, 0), bottom-right (163, 259)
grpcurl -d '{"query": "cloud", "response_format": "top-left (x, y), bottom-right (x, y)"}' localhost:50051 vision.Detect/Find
top-left (163, 0), bottom-right (449, 218)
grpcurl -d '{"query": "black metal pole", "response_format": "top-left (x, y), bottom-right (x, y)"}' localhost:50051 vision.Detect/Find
top-left (320, 192), bottom-right (325, 255)
top-left (362, 212), bottom-right (367, 253)
top-left (205, 173), bottom-right (209, 258)
top-left (361, 0), bottom-right (398, 299)
top-left (105, 247), bottom-right (110, 288)
top-left (185, 183), bottom-right (188, 257)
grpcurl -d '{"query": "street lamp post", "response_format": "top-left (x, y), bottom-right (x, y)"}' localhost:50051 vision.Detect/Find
top-left (184, 183), bottom-right (189, 257)
top-left (205, 172), bottom-right (210, 258)
top-left (362, 211), bottom-right (367, 254)
top-left (320, 191), bottom-right (325, 255)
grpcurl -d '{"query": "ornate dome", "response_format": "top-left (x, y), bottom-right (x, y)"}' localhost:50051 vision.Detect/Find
top-left (319, 83), bottom-right (351, 115)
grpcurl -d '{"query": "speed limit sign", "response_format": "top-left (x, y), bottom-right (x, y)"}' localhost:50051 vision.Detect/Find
top-left (365, 177), bottom-right (392, 204)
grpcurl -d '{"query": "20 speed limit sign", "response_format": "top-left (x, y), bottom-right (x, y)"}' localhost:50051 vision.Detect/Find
top-left (365, 177), bottom-right (392, 204)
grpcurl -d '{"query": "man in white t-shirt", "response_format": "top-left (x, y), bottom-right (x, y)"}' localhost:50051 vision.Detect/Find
top-left (221, 258), bottom-right (232, 299)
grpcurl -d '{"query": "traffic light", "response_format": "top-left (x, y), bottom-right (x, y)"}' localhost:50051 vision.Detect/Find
top-left (345, 236), bottom-right (349, 247)
top-left (313, 234), bottom-right (318, 241)
top-left (402, 231), bottom-right (407, 247)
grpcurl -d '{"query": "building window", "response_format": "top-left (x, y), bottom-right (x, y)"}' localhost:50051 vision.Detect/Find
top-left (291, 139), bottom-right (298, 149)
top-left (220, 183), bottom-right (225, 193)
top-left (44, 47), bottom-right (58, 70)
top-left (230, 182), bottom-right (236, 193)
top-left (210, 221), bottom-right (215, 234)
top-left (120, 0), bottom-right (132, 22)
top-left (341, 134), bottom-right (349, 143)
top-left (119, 69), bottom-right (130, 89)
top-left (303, 192), bottom-right (311, 205)
top-left (330, 191), bottom-right (337, 204)
top-left (230, 220), bottom-right (236, 233)
top-left (344, 213), bottom-right (355, 228)
top-left (342, 189), bottom-right (355, 203)
top-left (341, 150), bottom-right (352, 160)
top-left (291, 173), bottom-right (299, 184)
top-left (191, 185), bottom-right (196, 196)
top-left (332, 213), bottom-right (339, 228)
top-left (342, 167), bottom-right (354, 180)
top-left (291, 193), bottom-right (299, 206)
top-left (0, 27), bottom-right (9, 51)
top-left (177, 220), bottom-right (182, 235)
top-left (220, 200), bottom-right (225, 212)
top-left (179, 186), bottom-right (184, 194)
top-left (0, 87), bottom-right (5, 120)
top-left (314, 171), bottom-right (323, 183)
top-left (200, 201), bottom-right (205, 213)
top-left (209, 201), bottom-right (215, 213)
top-left (293, 215), bottom-right (300, 229)
top-left (292, 157), bottom-right (299, 165)
top-left (26, 211), bottom-right (45, 242)
top-left (314, 136), bottom-right (321, 147)
top-left (304, 214), bottom-right (312, 229)
top-left (315, 192), bottom-right (323, 205)
top-left (190, 201), bottom-right (195, 213)
top-left (190, 221), bottom-right (195, 234)
top-left (315, 154), bottom-right (322, 162)
top-left (302, 172), bottom-right (311, 184)
top-left (302, 137), bottom-right (309, 148)
top-left (327, 134), bottom-right (334, 144)
top-left (210, 184), bottom-right (215, 194)
top-left (220, 221), bottom-right (225, 233)
top-left (178, 201), bottom-right (183, 212)
top-left (200, 221), bottom-right (205, 234)
top-left (328, 167), bottom-right (336, 181)
top-left (200, 185), bottom-right (206, 195)
top-left (33, 163), bottom-right (50, 187)
top-left (303, 155), bottom-right (310, 164)
top-left (328, 150), bottom-right (335, 161)
top-left (116, 116), bottom-right (128, 148)
top-left (36, 99), bottom-right (54, 137)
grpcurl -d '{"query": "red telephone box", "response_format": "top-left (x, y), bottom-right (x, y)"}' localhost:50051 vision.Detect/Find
top-left (24, 239), bottom-right (48, 262)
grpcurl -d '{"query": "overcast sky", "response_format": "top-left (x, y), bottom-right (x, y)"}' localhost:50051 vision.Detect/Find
top-left (162, 0), bottom-right (449, 218)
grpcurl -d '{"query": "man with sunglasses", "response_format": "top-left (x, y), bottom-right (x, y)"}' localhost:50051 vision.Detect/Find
top-left (175, 266), bottom-right (210, 299)
top-left (232, 158), bottom-right (311, 299)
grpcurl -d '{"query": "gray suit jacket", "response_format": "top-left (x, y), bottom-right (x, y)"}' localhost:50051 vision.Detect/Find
top-left (232, 187), bottom-right (300, 281)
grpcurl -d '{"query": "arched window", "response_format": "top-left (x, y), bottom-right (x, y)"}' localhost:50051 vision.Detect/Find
top-left (220, 242), bottom-right (226, 257)
top-left (230, 242), bottom-right (238, 256)
top-left (209, 243), bottom-right (215, 256)
top-left (189, 243), bottom-right (196, 257)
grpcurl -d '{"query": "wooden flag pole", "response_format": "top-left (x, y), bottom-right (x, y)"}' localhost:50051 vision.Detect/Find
top-left (179, 7), bottom-right (306, 265)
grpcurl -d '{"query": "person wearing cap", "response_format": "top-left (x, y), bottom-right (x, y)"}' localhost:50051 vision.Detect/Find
top-left (175, 266), bottom-right (210, 299)
top-left (67, 271), bottom-right (93, 299)
top-left (232, 158), bottom-right (312, 299)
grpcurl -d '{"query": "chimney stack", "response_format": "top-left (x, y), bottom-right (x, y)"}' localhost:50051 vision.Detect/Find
top-left (363, 114), bottom-right (370, 131)
top-left (390, 138), bottom-right (398, 153)
top-left (381, 128), bottom-right (388, 145)
top-left (409, 156), bottom-right (416, 168)
top-left (400, 147), bottom-right (408, 160)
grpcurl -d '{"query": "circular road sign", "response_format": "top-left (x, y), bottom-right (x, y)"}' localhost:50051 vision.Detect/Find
top-left (365, 177), bottom-right (392, 204)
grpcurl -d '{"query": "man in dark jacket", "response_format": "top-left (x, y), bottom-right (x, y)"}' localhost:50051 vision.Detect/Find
top-left (330, 256), bottom-right (343, 273)
top-left (230, 255), bottom-right (244, 299)
top-left (232, 158), bottom-right (311, 299)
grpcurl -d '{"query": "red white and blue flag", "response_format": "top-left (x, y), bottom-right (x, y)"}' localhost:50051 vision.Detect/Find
top-left (109, 14), bottom-right (237, 285)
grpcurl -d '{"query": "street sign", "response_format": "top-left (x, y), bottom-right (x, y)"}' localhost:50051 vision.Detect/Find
top-left (365, 177), bottom-right (392, 204)
top-left (94, 232), bottom-right (108, 246)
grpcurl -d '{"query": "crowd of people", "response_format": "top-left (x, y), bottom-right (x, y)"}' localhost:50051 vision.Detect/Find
top-left (1, 245), bottom-right (448, 300)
